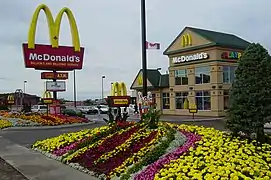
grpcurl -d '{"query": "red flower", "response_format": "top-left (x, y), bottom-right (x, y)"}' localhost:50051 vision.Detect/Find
top-left (70, 125), bottom-right (141, 166)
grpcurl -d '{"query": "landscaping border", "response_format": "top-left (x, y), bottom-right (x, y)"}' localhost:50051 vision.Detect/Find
top-left (1, 120), bottom-right (95, 131)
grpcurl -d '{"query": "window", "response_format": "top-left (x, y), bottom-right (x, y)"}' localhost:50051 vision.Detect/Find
top-left (175, 92), bottom-right (188, 109)
top-left (162, 93), bottom-right (170, 109)
top-left (223, 66), bottom-right (237, 83)
top-left (224, 90), bottom-right (229, 110)
top-left (195, 66), bottom-right (210, 84)
top-left (174, 70), bottom-right (188, 85)
top-left (196, 91), bottom-right (211, 110)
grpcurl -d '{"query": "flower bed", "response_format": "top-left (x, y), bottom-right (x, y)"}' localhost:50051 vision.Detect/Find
top-left (0, 119), bottom-right (12, 129)
top-left (0, 111), bottom-right (90, 127)
top-left (3, 118), bottom-right (41, 127)
top-left (32, 122), bottom-right (271, 180)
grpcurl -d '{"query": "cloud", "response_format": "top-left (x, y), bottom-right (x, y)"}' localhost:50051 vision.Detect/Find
top-left (0, 0), bottom-right (270, 100)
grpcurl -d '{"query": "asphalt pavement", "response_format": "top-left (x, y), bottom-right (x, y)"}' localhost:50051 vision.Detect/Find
top-left (0, 120), bottom-right (105, 148)
top-left (0, 114), bottom-right (223, 148)
top-left (0, 114), bottom-right (269, 148)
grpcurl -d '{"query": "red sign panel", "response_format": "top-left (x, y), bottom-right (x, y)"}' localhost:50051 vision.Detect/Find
top-left (107, 96), bottom-right (131, 107)
top-left (49, 100), bottom-right (61, 115)
top-left (41, 72), bottom-right (68, 80)
top-left (22, 43), bottom-right (84, 71)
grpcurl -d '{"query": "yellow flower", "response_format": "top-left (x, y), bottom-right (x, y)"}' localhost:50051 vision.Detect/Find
top-left (0, 119), bottom-right (12, 129)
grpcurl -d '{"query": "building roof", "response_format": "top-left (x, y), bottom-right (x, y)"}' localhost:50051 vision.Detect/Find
top-left (164, 26), bottom-right (250, 55)
top-left (189, 27), bottom-right (250, 48)
top-left (130, 69), bottom-right (169, 90)
top-left (0, 93), bottom-right (40, 98)
top-left (146, 69), bottom-right (162, 87)
top-left (159, 74), bottom-right (169, 88)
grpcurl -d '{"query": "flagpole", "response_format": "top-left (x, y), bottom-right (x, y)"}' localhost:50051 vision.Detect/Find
top-left (141, 0), bottom-right (147, 97)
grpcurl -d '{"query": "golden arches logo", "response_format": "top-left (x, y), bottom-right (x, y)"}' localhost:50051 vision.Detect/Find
top-left (7, 95), bottom-right (15, 104)
top-left (42, 91), bottom-right (52, 99)
top-left (28, 4), bottom-right (81, 52)
top-left (181, 34), bottom-right (192, 47)
top-left (111, 82), bottom-right (127, 96)
top-left (138, 74), bottom-right (143, 85)
top-left (7, 95), bottom-right (14, 101)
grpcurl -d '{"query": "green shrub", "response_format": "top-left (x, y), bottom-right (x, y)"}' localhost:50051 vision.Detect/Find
top-left (0, 105), bottom-right (9, 110)
top-left (227, 43), bottom-right (271, 143)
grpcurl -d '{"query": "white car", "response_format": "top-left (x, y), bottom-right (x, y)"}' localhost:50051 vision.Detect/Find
top-left (95, 105), bottom-right (109, 114)
top-left (79, 106), bottom-right (91, 114)
top-left (31, 105), bottom-right (48, 114)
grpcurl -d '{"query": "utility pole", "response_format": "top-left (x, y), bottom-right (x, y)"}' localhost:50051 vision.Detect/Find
top-left (141, 0), bottom-right (147, 96)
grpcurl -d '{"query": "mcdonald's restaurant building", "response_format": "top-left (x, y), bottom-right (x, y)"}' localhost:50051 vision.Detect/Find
top-left (130, 27), bottom-right (250, 117)
top-left (0, 93), bottom-right (40, 105)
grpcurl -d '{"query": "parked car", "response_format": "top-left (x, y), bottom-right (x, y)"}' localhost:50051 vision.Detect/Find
top-left (63, 109), bottom-right (85, 118)
top-left (95, 105), bottom-right (109, 114)
top-left (87, 106), bottom-right (99, 115)
top-left (79, 106), bottom-right (91, 114)
top-left (31, 105), bottom-right (47, 114)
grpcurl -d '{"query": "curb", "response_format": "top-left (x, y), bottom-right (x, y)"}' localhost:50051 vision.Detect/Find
top-left (161, 118), bottom-right (224, 122)
top-left (2, 121), bottom-right (95, 131)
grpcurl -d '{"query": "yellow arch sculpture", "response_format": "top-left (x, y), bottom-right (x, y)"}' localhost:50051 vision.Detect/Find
top-left (42, 90), bottom-right (52, 99)
top-left (28, 4), bottom-right (81, 52)
top-left (111, 82), bottom-right (127, 96)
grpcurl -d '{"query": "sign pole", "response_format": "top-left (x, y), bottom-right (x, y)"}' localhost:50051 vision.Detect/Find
top-left (47, 104), bottom-right (49, 116)
top-left (53, 70), bottom-right (57, 100)
top-left (141, 0), bottom-right (147, 97)
top-left (73, 70), bottom-right (77, 108)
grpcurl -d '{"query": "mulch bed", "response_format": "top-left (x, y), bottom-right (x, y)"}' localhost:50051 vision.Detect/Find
top-left (0, 157), bottom-right (28, 180)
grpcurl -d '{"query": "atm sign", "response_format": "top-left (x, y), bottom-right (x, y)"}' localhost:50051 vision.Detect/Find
top-left (41, 72), bottom-right (68, 80)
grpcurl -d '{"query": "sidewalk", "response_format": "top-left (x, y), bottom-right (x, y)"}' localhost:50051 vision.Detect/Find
top-left (0, 136), bottom-right (98, 180)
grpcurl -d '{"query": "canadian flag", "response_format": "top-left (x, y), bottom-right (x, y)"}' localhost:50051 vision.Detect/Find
top-left (146, 41), bottom-right (160, 50)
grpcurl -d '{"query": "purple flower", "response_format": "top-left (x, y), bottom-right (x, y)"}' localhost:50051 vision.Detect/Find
top-left (53, 138), bottom-right (88, 156)
top-left (134, 131), bottom-right (201, 180)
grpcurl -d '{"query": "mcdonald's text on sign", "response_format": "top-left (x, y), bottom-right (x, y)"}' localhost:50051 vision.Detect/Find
top-left (41, 72), bottom-right (68, 80)
top-left (189, 109), bottom-right (198, 113)
top-left (113, 99), bottom-right (129, 105)
top-left (107, 96), bottom-right (131, 107)
top-left (42, 98), bottom-right (53, 104)
top-left (22, 4), bottom-right (84, 71)
top-left (172, 52), bottom-right (209, 64)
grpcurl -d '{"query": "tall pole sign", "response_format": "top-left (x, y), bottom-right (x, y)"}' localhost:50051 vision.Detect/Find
top-left (22, 4), bottom-right (84, 100)
top-left (141, 0), bottom-right (147, 96)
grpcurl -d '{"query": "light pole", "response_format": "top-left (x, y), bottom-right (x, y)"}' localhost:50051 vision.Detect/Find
top-left (23, 80), bottom-right (27, 93)
top-left (101, 76), bottom-right (105, 100)
top-left (141, 0), bottom-right (147, 97)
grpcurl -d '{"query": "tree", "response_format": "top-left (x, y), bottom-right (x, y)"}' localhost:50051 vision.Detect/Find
top-left (84, 99), bottom-right (93, 106)
top-left (58, 98), bottom-right (66, 104)
top-left (226, 43), bottom-right (271, 142)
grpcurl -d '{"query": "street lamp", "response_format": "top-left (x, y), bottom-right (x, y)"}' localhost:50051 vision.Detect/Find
top-left (141, 0), bottom-right (147, 97)
top-left (157, 68), bottom-right (162, 71)
top-left (101, 76), bottom-right (106, 100)
top-left (23, 80), bottom-right (27, 93)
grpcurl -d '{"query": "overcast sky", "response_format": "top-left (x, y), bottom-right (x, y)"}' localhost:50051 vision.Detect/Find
top-left (0, 0), bottom-right (270, 100)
